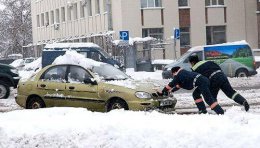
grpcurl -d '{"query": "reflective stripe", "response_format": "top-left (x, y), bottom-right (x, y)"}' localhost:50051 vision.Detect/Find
top-left (193, 74), bottom-right (201, 88)
top-left (232, 92), bottom-right (239, 100)
top-left (166, 85), bottom-right (172, 90)
top-left (209, 70), bottom-right (222, 79)
top-left (195, 98), bottom-right (203, 103)
top-left (192, 61), bottom-right (207, 71)
top-left (210, 102), bottom-right (218, 109)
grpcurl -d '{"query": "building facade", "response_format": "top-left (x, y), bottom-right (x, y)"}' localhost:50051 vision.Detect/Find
top-left (30, 0), bottom-right (258, 59)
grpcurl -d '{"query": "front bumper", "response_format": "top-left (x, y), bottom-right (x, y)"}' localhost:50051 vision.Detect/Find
top-left (249, 70), bottom-right (257, 76)
top-left (128, 96), bottom-right (177, 113)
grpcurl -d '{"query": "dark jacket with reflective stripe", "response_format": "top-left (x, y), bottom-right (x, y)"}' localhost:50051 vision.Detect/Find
top-left (169, 69), bottom-right (199, 91)
top-left (192, 61), bottom-right (221, 78)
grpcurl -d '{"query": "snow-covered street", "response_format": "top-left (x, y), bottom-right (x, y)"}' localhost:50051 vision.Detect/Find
top-left (1, 68), bottom-right (260, 147)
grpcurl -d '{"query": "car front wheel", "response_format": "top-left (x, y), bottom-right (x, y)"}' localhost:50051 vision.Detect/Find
top-left (107, 99), bottom-right (128, 112)
top-left (27, 97), bottom-right (45, 109)
top-left (0, 81), bottom-right (10, 99)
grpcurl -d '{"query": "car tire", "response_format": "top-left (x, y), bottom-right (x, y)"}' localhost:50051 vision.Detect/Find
top-left (235, 69), bottom-right (248, 77)
top-left (0, 81), bottom-right (10, 99)
top-left (107, 99), bottom-right (128, 112)
top-left (27, 96), bottom-right (45, 109)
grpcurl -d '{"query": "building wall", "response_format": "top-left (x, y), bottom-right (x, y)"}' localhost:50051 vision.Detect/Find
top-left (30, 0), bottom-right (259, 58)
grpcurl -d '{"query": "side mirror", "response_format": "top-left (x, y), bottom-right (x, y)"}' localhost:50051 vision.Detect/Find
top-left (84, 78), bottom-right (97, 85)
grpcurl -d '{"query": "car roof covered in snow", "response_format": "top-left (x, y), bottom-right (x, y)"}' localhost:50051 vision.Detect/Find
top-left (188, 40), bottom-right (249, 52)
top-left (44, 42), bottom-right (100, 49)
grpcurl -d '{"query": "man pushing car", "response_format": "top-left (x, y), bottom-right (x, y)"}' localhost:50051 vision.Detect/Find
top-left (158, 66), bottom-right (224, 115)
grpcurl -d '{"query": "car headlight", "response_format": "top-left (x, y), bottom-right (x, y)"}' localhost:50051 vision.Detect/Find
top-left (135, 92), bottom-right (152, 99)
top-left (11, 68), bottom-right (19, 75)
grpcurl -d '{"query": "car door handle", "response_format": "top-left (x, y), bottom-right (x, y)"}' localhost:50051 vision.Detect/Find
top-left (69, 86), bottom-right (75, 90)
top-left (40, 84), bottom-right (46, 88)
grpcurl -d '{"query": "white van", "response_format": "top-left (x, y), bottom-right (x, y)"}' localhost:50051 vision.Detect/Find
top-left (162, 41), bottom-right (257, 79)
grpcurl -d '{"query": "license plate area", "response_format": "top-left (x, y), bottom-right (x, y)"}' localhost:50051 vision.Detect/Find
top-left (160, 100), bottom-right (173, 106)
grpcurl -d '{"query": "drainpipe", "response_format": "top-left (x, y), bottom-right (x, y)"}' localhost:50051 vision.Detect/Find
top-left (107, 0), bottom-right (113, 31)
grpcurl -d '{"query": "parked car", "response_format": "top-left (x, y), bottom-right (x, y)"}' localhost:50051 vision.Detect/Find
top-left (42, 43), bottom-right (123, 69)
top-left (16, 64), bottom-right (176, 112)
top-left (0, 63), bottom-right (20, 99)
top-left (10, 57), bottom-right (36, 70)
top-left (162, 41), bottom-right (257, 79)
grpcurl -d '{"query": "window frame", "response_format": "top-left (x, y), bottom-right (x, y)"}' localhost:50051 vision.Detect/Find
top-left (68, 65), bottom-right (93, 83)
top-left (142, 28), bottom-right (164, 41)
top-left (206, 26), bottom-right (226, 45)
top-left (178, 0), bottom-right (189, 7)
top-left (141, 0), bottom-right (162, 9)
top-left (205, 0), bottom-right (225, 6)
top-left (180, 27), bottom-right (191, 48)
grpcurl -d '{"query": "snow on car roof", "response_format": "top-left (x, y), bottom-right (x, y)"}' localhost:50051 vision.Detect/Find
top-left (44, 42), bottom-right (100, 49)
top-left (52, 50), bottom-right (103, 69)
top-left (188, 40), bottom-right (249, 52)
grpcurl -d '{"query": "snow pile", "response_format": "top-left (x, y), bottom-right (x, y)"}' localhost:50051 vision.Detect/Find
top-left (53, 50), bottom-right (102, 69)
top-left (152, 59), bottom-right (175, 65)
top-left (9, 59), bottom-right (23, 68)
top-left (0, 107), bottom-right (260, 147)
top-left (113, 37), bottom-right (155, 46)
top-left (24, 57), bottom-right (42, 71)
top-left (44, 42), bottom-right (100, 49)
top-left (126, 68), bottom-right (163, 80)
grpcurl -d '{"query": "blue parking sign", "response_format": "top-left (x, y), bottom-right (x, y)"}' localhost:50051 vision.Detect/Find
top-left (120, 31), bottom-right (129, 41)
top-left (174, 29), bottom-right (180, 40)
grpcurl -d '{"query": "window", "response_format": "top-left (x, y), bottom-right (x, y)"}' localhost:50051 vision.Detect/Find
top-left (50, 10), bottom-right (54, 24)
top-left (80, 1), bottom-right (86, 18)
top-left (206, 26), bottom-right (226, 45)
top-left (205, 0), bottom-right (224, 6)
top-left (180, 27), bottom-right (190, 47)
top-left (178, 0), bottom-right (189, 7)
top-left (96, 0), bottom-right (100, 14)
top-left (73, 3), bottom-right (78, 20)
top-left (55, 9), bottom-right (60, 23)
top-left (88, 0), bottom-right (92, 16)
top-left (141, 0), bottom-right (162, 8)
top-left (41, 66), bottom-right (67, 82)
top-left (45, 12), bottom-right (49, 26)
top-left (61, 7), bottom-right (65, 22)
top-left (103, 0), bottom-right (107, 12)
top-left (68, 66), bottom-right (92, 83)
top-left (41, 13), bottom-right (44, 26)
top-left (37, 15), bottom-right (40, 27)
top-left (67, 6), bottom-right (72, 21)
top-left (142, 28), bottom-right (164, 41)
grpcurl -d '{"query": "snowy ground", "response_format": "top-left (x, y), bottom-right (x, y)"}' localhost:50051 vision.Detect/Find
top-left (1, 66), bottom-right (260, 147)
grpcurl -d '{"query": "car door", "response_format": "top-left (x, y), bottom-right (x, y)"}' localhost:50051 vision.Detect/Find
top-left (37, 65), bottom-right (67, 107)
top-left (65, 65), bottom-right (105, 111)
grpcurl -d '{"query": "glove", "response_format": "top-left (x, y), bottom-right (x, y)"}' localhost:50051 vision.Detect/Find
top-left (161, 87), bottom-right (169, 96)
top-left (156, 91), bottom-right (163, 96)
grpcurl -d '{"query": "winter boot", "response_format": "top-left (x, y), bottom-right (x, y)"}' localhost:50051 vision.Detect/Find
top-left (212, 104), bottom-right (224, 115)
top-left (233, 94), bottom-right (250, 111)
top-left (194, 98), bottom-right (207, 114)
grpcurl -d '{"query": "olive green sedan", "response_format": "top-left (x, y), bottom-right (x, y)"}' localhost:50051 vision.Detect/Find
top-left (16, 64), bottom-right (177, 112)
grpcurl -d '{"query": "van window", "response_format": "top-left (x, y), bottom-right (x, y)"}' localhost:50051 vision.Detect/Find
top-left (184, 51), bottom-right (203, 63)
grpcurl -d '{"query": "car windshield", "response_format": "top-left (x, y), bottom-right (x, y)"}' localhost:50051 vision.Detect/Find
top-left (176, 51), bottom-right (191, 62)
top-left (98, 49), bottom-right (110, 59)
top-left (92, 64), bottom-right (129, 81)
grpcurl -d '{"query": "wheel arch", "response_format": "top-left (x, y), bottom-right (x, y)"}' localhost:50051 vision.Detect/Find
top-left (105, 97), bottom-right (129, 111)
top-left (26, 94), bottom-right (45, 109)
top-left (235, 68), bottom-right (249, 77)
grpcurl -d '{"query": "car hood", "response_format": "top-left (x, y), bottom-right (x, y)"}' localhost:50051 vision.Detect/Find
top-left (103, 79), bottom-right (161, 93)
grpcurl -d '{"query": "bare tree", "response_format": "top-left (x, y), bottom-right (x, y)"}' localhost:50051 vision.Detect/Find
top-left (0, 0), bottom-right (32, 56)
